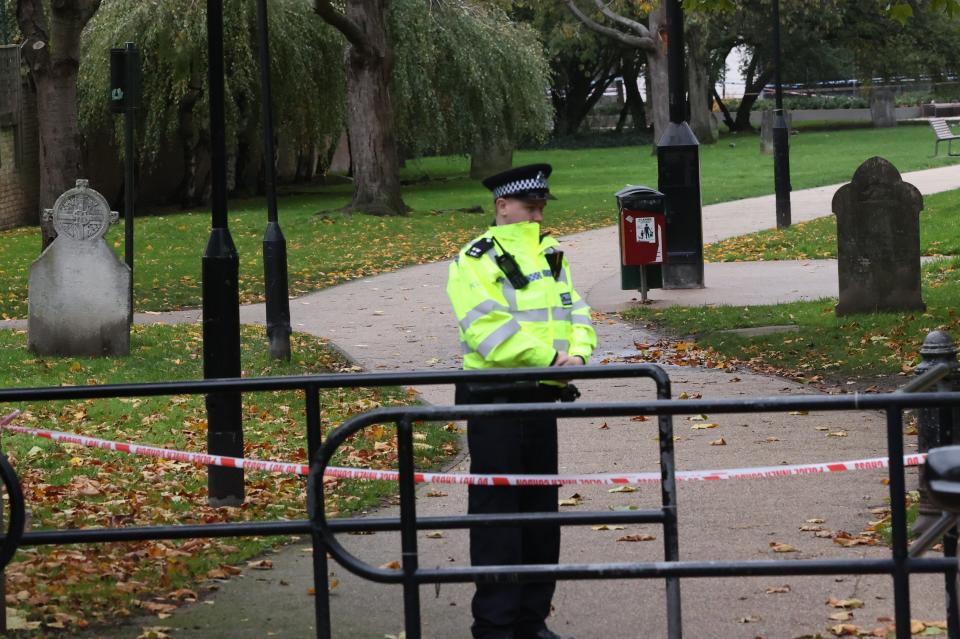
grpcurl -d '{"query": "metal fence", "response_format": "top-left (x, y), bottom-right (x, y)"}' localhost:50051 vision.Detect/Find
top-left (0, 362), bottom-right (958, 638)
top-left (0, 364), bottom-right (668, 636)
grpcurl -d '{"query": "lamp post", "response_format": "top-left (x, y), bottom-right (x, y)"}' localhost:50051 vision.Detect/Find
top-left (109, 43), bottom-right (140, 321)
top-left (255, 0), bottom-right (292, 361)
top-left (656, 0), bottom-right (704, 289)
top-left (772, 0), bottom-right (792, 228)
top-left (203, 0), bottom-right (244, 506)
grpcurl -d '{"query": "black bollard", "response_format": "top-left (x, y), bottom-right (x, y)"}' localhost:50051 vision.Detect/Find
top-left (203, 0), bottom-right (244, 506)
top-left (771, 0), bottom-right (792, 228)
top-left (916, 330), bottom-right (960, 454)
top-left (656, 0), bottom-right (704, 290)
top-left (914, 330), bottom-right (960, 636)
top-left (255, 0), bottom-right (292, 361)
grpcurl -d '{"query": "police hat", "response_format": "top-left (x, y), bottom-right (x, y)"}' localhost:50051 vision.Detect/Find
top-left (482, 163), bottom-right (556, 201)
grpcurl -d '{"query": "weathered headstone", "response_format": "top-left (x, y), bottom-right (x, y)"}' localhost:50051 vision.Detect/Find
top-left (28, 179), bottom-right (131, 356)
top-left (832, 157), bottom-right (924, 316)
top-left (760, 109), bottom-right (792, 154)
top-left (870, 89), bottom-right (897, 128)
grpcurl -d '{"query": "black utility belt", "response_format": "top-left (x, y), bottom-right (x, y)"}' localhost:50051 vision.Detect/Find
top-left (463, 382), bottom-right (580, 403)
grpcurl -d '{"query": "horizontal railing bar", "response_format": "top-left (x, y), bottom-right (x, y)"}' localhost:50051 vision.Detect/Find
top-left (323, 393), bottom-right (960, 435)
top-left (410, 557), bottom-right (959, 583)
top-left (22, 521), bottom-right (313, 544)
top-left (0, 364), bottom-right (666, 403)
top-left (18, 510), bottom-right (666, 545)
top-left (899, 363), bottom-right (953, 394)
top-left (328, 510), bottom-right (668, 531)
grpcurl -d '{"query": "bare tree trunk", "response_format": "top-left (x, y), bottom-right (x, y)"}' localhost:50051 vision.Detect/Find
top-left (647, 4), bottom-right (669, 146)
top-left (550, 54), bottom-right (618, 137)
top-left (621, 53), bottom-right (646, 133)
top-left (734, 53), bottom-right (773, 132)
top-left (686, 21), bottom-right (717, 144)
top-left (17, 0), bottom-right (101, 250)
top-left (176, 85), bottom-right (205, 207)
top-left (470, 138), bottom-right (512, 179)
top-left (33, 72), bottom-right (83, 245)
top-left (336, 0), bottom-right (407, 215)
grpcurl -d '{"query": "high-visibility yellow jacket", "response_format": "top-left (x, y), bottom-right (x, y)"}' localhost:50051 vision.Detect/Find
top-left (446, 221), bottom-right (597, 370)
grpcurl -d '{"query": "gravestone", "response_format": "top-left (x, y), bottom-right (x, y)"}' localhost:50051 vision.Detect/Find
top-left (28, 179), bottom-right (131, 356)
top-left (870, 89), bottom-right (897, 128)
top-left (760, 109), bottom-right (792, 154)
top-left (832, 157), bottom-right (924, 316)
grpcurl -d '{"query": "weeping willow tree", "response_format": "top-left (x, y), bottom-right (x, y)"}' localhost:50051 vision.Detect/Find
top-left (77, 0), bottom-right (549, 209)
top-left (390, 0), bottom-right (552, 174)
top-left (78, 0), bottom-right (345, 205)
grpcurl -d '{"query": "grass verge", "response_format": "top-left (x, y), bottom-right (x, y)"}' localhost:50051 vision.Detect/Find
top-left (705, 184), bottom-right (960, 263)
top-left (1, 125), bottom-right (958, 319)
top-left (621, 258), bottom-right (960, 383)
top-left (0, 324), bottom-right (458, 633)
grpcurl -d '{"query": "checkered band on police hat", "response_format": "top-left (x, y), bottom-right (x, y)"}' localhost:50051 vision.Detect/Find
top-left (481, 163), bottom-right (554, 201)
top-left (492, 174), bottom-right (548, 199)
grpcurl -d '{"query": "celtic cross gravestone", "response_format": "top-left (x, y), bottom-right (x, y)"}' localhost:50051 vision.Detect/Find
top-left (28, 179), bottom-right (131, 356)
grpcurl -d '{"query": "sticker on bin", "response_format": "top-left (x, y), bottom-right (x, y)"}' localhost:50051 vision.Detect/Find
top-left (620, 210), bottom-right (665, 266)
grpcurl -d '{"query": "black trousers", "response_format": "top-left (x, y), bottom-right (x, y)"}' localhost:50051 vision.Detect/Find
top-left (456, 384), bottom-right (561, 638)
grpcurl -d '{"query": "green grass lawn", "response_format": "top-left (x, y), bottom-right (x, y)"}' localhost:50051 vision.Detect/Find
top-left (1, 124), bottom-right (957, 319)
top-left (0, 324), bottom-right (457, 632)
top-left (624, 261), bottom-right (960, 383)
top-left (705, 188), bottom-right (960, 262)
top-left (646, 180), bottom-right (960, 383)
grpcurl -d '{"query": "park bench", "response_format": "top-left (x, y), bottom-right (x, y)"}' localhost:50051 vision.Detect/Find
top-left (930, 117), bottom-right (960, 157)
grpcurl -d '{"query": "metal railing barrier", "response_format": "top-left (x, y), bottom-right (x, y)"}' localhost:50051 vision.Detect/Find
top-left (0, 363), bottom-right (669, 637)
top-left (0, 330), bottom-right (959, 639)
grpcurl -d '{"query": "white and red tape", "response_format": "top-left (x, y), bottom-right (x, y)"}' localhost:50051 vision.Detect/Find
top-left (0, 410), bottom-right (925, 487)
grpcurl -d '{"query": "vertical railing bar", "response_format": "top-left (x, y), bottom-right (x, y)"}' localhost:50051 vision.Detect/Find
top-left (0, 433), bottom-right (6, 635)
top-left (938, 378), bottom-right (959, 639)
top-left (655, 375), bottom-right (682, 639)
top-left (310, 526), bottom-right (332, 639)
top-left (887, 407), bottom-right (912, 639)
top-left (397, 416), bottom-right (422, 639)
top-left (306, 384), bottom-right (331, 639)
top-left (306, 385), bottom-right (322, 468)
top-left (943, 529), bottom-right (959, 639)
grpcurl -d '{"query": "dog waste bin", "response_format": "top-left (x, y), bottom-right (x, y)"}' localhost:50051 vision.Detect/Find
top-left (616, 185), bottom-right (666, 302)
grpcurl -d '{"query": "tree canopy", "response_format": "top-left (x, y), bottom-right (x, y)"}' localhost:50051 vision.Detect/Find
top-left (78, 0), bottom-right (345, 169)
top-left (76, 0), bottom-right (553, 205)
top-left (390, 0), bottom-right (552, 157)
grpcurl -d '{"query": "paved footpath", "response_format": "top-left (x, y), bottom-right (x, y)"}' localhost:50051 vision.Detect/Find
top-left (77, 165), bottom-right (960, 638)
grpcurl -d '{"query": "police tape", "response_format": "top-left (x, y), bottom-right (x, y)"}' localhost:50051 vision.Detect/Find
top-left (0, 410), bottom-right (927, 486)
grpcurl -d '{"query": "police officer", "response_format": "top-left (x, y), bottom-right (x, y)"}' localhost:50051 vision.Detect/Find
top-left (446, 164), bottom-right (596, 639)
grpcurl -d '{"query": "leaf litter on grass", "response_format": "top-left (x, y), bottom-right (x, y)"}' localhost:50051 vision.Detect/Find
top-left (0, 324), bottom-right (458, 633)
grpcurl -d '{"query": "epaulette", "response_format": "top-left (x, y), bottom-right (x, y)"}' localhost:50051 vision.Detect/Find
top-left (466, 237), bottom-right (494, 258)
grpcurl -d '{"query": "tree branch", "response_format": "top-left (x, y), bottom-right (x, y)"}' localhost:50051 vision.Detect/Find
top-left (591, 0), bottom-right (650, 38)
top-left (16, 0), bottom-right (50, 72)
top-left (313, 0), bottom-right (369, 52)
top-left (79, 0), bottom-right (103, 24)
top-left (563, 0), bottom-right (655, 51)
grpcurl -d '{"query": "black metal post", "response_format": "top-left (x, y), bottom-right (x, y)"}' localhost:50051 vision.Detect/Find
top-left (123, 42), bottom-right (139, 320)
top-left (656, 0), bottom-right (704, 289)
top-left (397, 417), bottom-right (422, 639)
top-left (914, 330), bottom-right (960, 637)
top-left (886, 407), bottom-right (912, 639)
top-left (771, 0), bottom-right (792, 228)
top-left (656, 376), bottom-right (682, 638)
top-left (203, 0), bottom-right (244, 506)
top-left (255, 0), bottom-right (292, 361)
top-left (306, 385), bottom-right (322, 465)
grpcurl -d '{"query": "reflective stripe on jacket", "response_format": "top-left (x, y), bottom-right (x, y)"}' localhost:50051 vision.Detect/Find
top-left (446, 221), bottom-right (597, 370)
